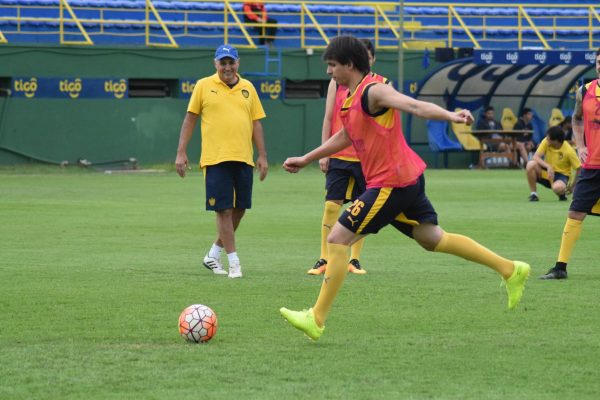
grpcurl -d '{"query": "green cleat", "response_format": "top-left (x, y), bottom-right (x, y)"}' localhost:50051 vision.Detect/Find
top-left (279, 307), bottom-right (324, 341)
top-left (504, 261), bottom-right (531, 309)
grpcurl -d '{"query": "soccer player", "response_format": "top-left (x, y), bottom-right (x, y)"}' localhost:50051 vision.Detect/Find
top-left (541, 49), bottom-right (600, 280)
top-left (526, 125), bottom-right (580, 202)
top-left (280, 36), bottom-right (530, 340)
top-left (175, 44), bottom-right (268, 279)
top-left (308, 39), bottom-right (390, 276)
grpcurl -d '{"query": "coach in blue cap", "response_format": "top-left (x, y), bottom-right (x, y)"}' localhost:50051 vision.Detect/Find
top-left (175, 44), bottom-right (268, 279)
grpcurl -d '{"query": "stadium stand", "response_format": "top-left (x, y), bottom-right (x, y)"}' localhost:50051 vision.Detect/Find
top-left (0, 0), bottom-right (599, 49)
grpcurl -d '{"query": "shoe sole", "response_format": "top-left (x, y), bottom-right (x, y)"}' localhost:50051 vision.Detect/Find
top-left (348, 269), bottom-right (367, 275)
top-left (279, 308), bottom-right (322, 341)
top-left (203, 262), bottom-right (227, 275)
top-left (539, 274), bottom-right (567, 280)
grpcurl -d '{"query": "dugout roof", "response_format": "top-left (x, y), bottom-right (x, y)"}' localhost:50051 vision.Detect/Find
top-left (407, 54), bottom-right (595, 142)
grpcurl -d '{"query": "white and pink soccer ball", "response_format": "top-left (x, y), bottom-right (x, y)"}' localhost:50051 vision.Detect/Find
top-left (178, 304), bottom-right (218, 343)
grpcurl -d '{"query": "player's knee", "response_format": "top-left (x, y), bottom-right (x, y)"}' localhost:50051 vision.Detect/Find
top-left (552, 183), bottom-right (566, 195)
top-left (412, 224), bottom-right (443, 251)
top-left (525, 160), bottom-right (536, 171)
top-left (416, 238), bottom-right (437, 252)
top-left (216, 208), bottom-right (233, 217)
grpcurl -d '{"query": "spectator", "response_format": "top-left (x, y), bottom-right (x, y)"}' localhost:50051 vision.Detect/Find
top-left (513, 107), bottom-right (535, 167)
top-left (476, 105), bottom-right (508, 152)
top-left (243, 1), bottom-right (277, 47)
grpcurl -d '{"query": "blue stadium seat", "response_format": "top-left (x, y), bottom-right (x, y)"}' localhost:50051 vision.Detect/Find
top-left (427, 120), bottom-right (462, 168)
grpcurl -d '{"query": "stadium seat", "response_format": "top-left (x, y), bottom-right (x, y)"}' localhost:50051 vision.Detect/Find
top-left (451, 109), bottom-right (485, 151)
top-left (548, 108), bottom-right (564, 127)
top-left (531, 109), bottom-right (546, 145)
top-left (501, 108), bottom-right (517, 131)
top-left (427, 120), bottom-right (462, 168)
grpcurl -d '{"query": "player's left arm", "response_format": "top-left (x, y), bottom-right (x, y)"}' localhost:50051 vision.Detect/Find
top-left (283, 128), bottom-right (352, 173)
top-left (252, 119), bottom-right (268, 181)
top-left (367, 83), bottom-right (473, 125)
top-left (572, 86), bottom-right (587, 163)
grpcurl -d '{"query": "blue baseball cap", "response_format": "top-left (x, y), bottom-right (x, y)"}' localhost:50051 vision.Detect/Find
top-left (214, 45), bottom-right (239, 61)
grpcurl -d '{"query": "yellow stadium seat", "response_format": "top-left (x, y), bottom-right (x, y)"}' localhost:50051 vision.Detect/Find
top-left (450, 114), bottom-right (484, 151)
top-left (451, 122), bottom-right (481, 151)
top-left (549, 108), bottom-right (564, 127)
top-left (501, 108), bottom-right (518, 131)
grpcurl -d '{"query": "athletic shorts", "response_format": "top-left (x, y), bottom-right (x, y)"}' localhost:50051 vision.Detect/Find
top-left (338, 174), bottom-right (438, 237)
top-left (570, 168), bottom-right (600, 216)
top-left (537, 172), bottom-right (568, 189)
top-left (204, 161), bottom-right (253, 211)
top-left (325, 158), bottom-right (366, 203)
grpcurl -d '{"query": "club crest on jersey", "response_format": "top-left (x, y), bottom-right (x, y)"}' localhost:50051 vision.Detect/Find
top-left (242, 89), bottom-right (249, 98)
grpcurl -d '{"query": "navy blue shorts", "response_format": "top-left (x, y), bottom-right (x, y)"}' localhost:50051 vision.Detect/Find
top-left (325, 158), bottom-right (366, 203)
top-left (570, 168), bottom-right (600, 216)
top-left (338, 174), bottom-right (438, 237)
top-left (537, 172), bottom-right (568, 189)
top-left (204, 161), bottom-right (253, 211)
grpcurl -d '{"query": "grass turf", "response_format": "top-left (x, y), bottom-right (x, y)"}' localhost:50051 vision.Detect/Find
top-left (1, 167), bottom-right (600, 399)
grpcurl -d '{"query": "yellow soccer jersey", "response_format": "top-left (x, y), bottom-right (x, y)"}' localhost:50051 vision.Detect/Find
top-left (187, 73), bottom-right (266, 167)
top-left (536, 137), bottom-right (581, 177)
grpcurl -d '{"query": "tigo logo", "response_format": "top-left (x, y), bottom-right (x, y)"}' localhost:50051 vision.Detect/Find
top-left (480, 51), bottom-right (493, 64)
top-left (104, 79), bottom-right (127, 99)
top-left (181, 81), bottom-right (196, 94)
top-left (260, 80), bottom-right (282, 100)
top-left (13, 77), bottom-right (38, 98)
top-left (59, 78), bottom-right (82, 99)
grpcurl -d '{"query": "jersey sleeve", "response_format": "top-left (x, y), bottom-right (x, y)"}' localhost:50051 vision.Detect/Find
top-left (249, 85), bottom-right (266, 120)
top-left (187, 79), bottom-right (203, 115)
top-left (535, 138), bottom-right (548, 156)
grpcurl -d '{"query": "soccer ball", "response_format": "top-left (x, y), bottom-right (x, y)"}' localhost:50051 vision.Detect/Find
top-left (178, 304), bottom-right (218, 343)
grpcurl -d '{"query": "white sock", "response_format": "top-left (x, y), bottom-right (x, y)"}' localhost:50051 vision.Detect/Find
top-left (531, 191), bottom-right (537, 196)
top-left (208, 244), bottom-right (223, 259)
top-left (227, 252), bottom-right (240, 266)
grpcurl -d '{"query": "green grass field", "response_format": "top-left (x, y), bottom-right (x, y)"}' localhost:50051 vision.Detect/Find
top-left (2, 166), bottom-right (600, 399)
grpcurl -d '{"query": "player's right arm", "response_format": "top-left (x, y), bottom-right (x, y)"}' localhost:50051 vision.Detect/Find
top-left (368, 83), bottom-right (473, 125)
top-left (175, 111), bottom-right (198, 178)
top-left (532, 141), bottom-right (553, 179)
top-left (283, 127), bottom-right (352, 173)
top-left (572, 86), bottom-right (586, 163)
top-left (319, 79), bottom-right (337, 172)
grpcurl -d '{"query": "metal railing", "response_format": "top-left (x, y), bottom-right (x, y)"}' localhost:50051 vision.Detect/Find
top-left (0, 1), bottom-right (598, 49)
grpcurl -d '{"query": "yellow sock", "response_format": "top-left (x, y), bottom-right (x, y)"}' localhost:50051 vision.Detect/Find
top-left (320, 201), bottom-right (341, 260)
top-left (313, 243), bottom-right (349, 327)
top-left (350, 237), bottom-right (365, 261)
top-left (434, 232), bottom-right (514, 279)
top-left (557, 218), bottom-right (583, 263)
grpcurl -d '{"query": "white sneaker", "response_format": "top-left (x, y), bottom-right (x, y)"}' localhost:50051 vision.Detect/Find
top-left (203, 254), bottom-right (227, 275)
top-left (228, 263), bottom-right (242, 279)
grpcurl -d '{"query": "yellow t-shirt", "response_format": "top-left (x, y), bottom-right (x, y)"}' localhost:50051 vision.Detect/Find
top-left (187, 73), bottom-right (266, 167)
top-left (536, 137), bottom-right (581, 177)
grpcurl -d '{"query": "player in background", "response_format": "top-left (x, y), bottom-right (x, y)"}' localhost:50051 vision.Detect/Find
top-left (308, 39), bottom-right (390, 276)
top-left (541, 49), bottom-right (600, 280)
top-left (526, 125), bottom-right (580, 202)
top-left (280, 35), bottom-right (531, 341)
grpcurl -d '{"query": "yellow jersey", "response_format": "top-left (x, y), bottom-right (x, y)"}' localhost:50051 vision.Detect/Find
top-left (536, 137), bottom-right (580, 177)
top-left (188, 73), bottom-right (266, 167)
